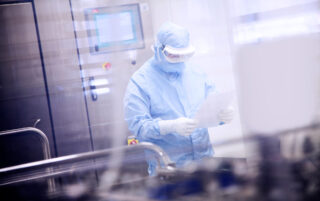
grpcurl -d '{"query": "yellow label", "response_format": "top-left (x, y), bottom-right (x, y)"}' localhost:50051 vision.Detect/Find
top-left (128, 138), bottom-right (139, 145)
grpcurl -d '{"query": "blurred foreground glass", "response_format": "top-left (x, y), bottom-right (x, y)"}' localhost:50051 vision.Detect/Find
top-left (229, 0), bottom-right (320, 135)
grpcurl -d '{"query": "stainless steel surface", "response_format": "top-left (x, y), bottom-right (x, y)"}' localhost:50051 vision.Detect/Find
top-left (0, 0), bottom-right (155, 161)
top-left (34, 0), bottom-right (93, 156)
top-left (0, 142), bottom-right (174, 186)
top-left (0, 2), bottom-right (55, 156)
top-left (70, 0), bottom-right (154, 151)
top-left (0, 127), bottom-right (55, 192)
top-left (0, 127), bottom-right (51, 160)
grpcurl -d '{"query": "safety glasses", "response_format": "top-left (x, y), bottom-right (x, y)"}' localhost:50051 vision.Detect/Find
top-left (162, 45), bottom-right (195, 63)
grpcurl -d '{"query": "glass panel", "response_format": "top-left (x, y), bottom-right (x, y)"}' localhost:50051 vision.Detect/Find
top-left (1, 0), bottom-right (319, 200)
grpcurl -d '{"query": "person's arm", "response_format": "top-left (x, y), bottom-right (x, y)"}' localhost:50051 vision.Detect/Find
top-left (124, 79), bottom-right (198, 139)
top-left (124, 79), bottom-right (162, 141)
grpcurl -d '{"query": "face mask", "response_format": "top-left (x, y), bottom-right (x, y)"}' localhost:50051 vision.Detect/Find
top-left (159, 60), bottom-right (186, 74)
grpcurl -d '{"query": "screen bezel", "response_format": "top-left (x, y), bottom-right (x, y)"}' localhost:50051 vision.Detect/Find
top-left (84, 4), bottom-right (145, 54)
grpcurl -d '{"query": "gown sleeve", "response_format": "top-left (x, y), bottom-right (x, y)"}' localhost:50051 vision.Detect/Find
top-left (123, 79), bottom-right (163, 141)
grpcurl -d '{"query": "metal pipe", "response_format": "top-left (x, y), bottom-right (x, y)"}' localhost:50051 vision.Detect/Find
top-left (0, 127), bottom-right (51, 160)
top-left (0, 127), bottom-right (54, 191)
top-left (0, 142), bottom-right (174, 186)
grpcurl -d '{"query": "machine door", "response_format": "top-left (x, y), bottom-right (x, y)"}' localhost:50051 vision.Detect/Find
top-left (0, 3), bottom-right (55, 156)
top-left (70, 0), bottom-right (153, 150)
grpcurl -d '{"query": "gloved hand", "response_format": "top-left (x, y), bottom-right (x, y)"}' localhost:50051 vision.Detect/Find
top-left (218, 106), bottom-right (234, 125)
top-left (158, 117), bottom-right (198, 136)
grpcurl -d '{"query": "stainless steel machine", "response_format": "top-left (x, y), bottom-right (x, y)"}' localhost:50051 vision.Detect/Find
top-left (0, 0), bottom-right (154, 157)
top-left (69, 0), bottom-right (154, 152)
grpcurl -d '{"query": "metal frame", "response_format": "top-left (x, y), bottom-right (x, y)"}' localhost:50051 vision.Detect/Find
top-left (0, 127), bottom-right (55, 191)
top-left (0, 0), bottom-right (58, 156)
top-left (0, 127), bottom-right (51, 160)
top-left (0, 142), bottom-right (174, 186)
top-left (68, 0), bottom-right (95, 152)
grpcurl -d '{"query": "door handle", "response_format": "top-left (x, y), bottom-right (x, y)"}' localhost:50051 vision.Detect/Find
top-left (89, 76), bottom-right (98, 101)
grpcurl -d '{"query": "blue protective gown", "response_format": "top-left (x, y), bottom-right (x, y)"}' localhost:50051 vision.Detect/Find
top-left (123, 22), bottom-right (214, 175)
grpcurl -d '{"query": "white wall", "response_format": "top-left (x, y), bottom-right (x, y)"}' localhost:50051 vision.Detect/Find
top-left (149, 0), bottom-right (246, 158)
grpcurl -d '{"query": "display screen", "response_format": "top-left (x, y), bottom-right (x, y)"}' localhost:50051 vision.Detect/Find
top-left (85, 4), bottom-right (144, 54)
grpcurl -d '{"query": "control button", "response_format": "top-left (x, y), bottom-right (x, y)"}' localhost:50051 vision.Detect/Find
top-left (102, 62), bottom-right (111, 70)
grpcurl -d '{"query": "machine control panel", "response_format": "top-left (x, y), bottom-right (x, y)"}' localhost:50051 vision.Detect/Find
top-left (84, 4), bottom-right (145, 54)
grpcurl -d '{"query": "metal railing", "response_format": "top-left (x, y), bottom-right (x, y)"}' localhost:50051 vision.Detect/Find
top-left (0, 127), bottom-right (51, 160)
top-left (0, 127), bottom-right (55, 191)
top-left (0, 142), bottom-right (175, 186)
